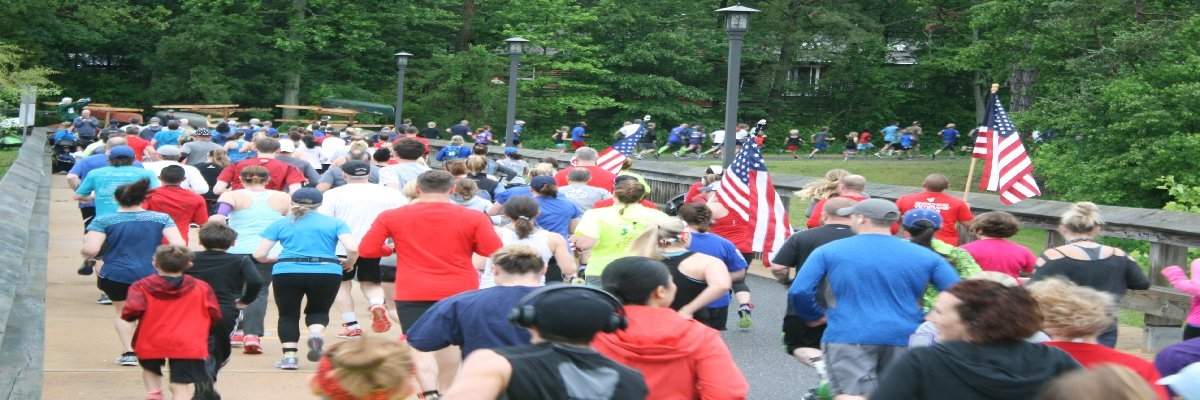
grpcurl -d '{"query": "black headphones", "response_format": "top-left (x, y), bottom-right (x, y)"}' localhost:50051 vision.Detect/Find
top-left (508, 284), bottom-right (627, 333)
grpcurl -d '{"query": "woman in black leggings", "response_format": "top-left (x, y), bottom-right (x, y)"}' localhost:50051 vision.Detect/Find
top-left (253, 188), bottom-right (358, 370)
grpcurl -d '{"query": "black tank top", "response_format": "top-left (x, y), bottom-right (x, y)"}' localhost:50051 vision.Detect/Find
top-left (494, 342), bottom-right (648, 400)
top-left (662, 251), bottom-right (709, 312)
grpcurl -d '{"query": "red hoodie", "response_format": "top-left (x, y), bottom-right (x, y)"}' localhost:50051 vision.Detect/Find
top-left (122, 274), bottom-right (221, 360)
top-left (592, 306), bottom-right (748, 400)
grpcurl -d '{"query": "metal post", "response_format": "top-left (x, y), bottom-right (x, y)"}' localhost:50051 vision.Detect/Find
top-left (505, 53), bottom-right (520, 147)
top-left (722, 32), bottom-right (745, 168)
top-left (395, 65), bottom-right (406, 125)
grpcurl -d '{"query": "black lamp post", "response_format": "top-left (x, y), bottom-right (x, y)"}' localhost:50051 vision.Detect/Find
top-left (715, 4), bottom-right (760, 168)
top-left (504, 37), bottom-right (530, 146)
top-left (394, 51), bottom-right (412, 126)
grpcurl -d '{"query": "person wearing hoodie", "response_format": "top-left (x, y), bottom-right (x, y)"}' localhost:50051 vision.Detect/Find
top-left (593, 257), bottom-right (748, 400)
top-left (869, 280), bottom-right (1079, 400)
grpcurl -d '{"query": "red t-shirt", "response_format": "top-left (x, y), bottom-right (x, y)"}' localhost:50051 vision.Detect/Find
top-left (358, 202), bottom-right (503, 301)
top-left (216, 157), bottom-right (307, 191)
top-left (858, 132), bottom-right (872, 144)
top-left (896, 191), bottom-right (974, 245)
top-left (1045, 342), bottom-right (1169, 400)
top-left (121, 275), bottom-right (221, 359)
top-left (554, 165), bottom-right (616, 193)
top-left (592, 198), bottom-right (657, 209)
top-left (711, 213), bottom-right (753, 253)
top-left (806, 193), bottom-right (868, 228)
top-left (124, 135), bottom-right (150, 161)
top-left (684, 182), bottom-right (705, 204)
top-left (144, 185), bottom-right (209, 243)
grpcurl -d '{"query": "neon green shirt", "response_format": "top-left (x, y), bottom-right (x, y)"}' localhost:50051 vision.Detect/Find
top-left (576, 204), bottom-right (669, 277)
top-left (923, 239), bottom-right (982, 309)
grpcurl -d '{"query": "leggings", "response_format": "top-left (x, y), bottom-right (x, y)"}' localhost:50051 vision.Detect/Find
top-left (732, 252), bottom-right (753, 294)
top-left (240, 262), bottom-right (273, 336)
top-left (208, 305), bottom-right (239, 379)
top-left (1185, 324), bottom-right (1200, 341)
top-left (272, 273), bottom-right (341, 344)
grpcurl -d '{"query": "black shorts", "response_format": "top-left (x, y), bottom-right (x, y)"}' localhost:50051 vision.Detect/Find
top-left (940, 142), bottom-right (957, 151)
top-left (97, 277), bottom-right (132, 302)
top-left (395, 301), bottom-right (437, 329)
top-left (379, 265), bottom-right (396, 283)
top-left (699, 306), bottom-right (729, 331)
top-left (341, 257), bottom-right (382, 283)
top-left (80, 206), bottom-right (96, 232)
top-left (139, 359), bottom-right (208, 384)
top-left (782, 315), bottom-right (826, 354)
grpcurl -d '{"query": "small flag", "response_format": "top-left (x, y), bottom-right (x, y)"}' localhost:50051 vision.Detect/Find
top-left (596, 119), bottom-right (648, 174)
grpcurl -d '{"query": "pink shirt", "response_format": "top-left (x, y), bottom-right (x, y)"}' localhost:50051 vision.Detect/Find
top-left (1162, 261), bottom-right (1200, 326)
top-left (960, 238), bottom-right (1036, 279)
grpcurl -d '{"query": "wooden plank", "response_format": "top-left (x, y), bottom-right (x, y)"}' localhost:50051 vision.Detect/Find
top-left (276, 105), bottom-right (320, 111)
top-left (1119, 287), bottom-right (1190, 320)
top-left (152, 104), bottom-right (238, 109)
top-left (1149, 243), bottom-right (1188, 287)
top-left (83, 106), bottom-right (143, 112)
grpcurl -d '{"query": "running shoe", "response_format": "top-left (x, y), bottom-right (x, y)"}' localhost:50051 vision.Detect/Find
top-left (370, 305), bottom-right (392, 333)
top-left (737, 304), bottom-right (754, 329)
top-left (117, 352), bottom-right (138, 366)
top-left (230, 330), bottom-right (245, 347)
top-left (242, 335), bottom-right (262, 354)
top-left (145, 389), bottom-right (164, 400)
top-left (275, 356), bottom-right (299, 370)
top-left (336, 326), bottom-right (363, 339)
top-left (96, 293), bottom-right (112, 305)
top-left (307, 336), bottom-right (324, 362)
top-left (77, 258), bottom-right (96, 275)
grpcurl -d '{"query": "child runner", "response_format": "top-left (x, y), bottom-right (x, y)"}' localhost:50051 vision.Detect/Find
top-left (187, 222), bottom-right (263, 389)
top-left (659, 123), bottom-right (687, 157)
top-left (807, 127), bottom-right (830, 159)
top-left (932, 123), bottom-right (960, 160)
top-left (570, 121), bottom-right (588, 150)
top-left (875, 121), bottom-right (900, 158)
top-left (122, 245), bottom-right (221, 400)
top-left (683, 125), bottom-right (705, 158)
top-left (857, 130), bottom-right (873, 153)
top-left (898, 128), bottom-right (916, 159)
top-left (553, 126), bottom-right (568, 152)
top-left (842, 131), bottom-right (858, 161)
top-left (785, 129), bottom-right (804, 158)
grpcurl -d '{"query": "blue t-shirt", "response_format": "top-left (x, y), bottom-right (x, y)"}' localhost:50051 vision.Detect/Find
top-left (788, 234), bottom-right (959, 346)
top-left (75, 165), bottom-right (160, 217)
top-left (881, 125), bottom-right (900, 142)
top-left (689, 232), bottom-right (748, 309)
top-left (900, 133), bottom-right (915, 147)
top-left (495, 185), bottom-right (532, 204)
top-left (535, 195), bottom-right (582, 239)
top-left (53, 129), bottom-right (78, 144)
top-left (263, 213), bottom-right (350, 275)
top-left (408, 285), bottom-right (537, 356)
top-left (571, 126), bottom-right (586, 142)
top-left (88, 211), bottom-right (174, 284)
top-left (436, 145), bottom-right (470, 161)
top-left (69, 155), bottom-right (143, 208)
top-left (667, 127), bottom-right (684, 144)
top-left (153, 129), bottom-right (183, 148)
top-left (688, 129), bottom-right (705, 144)
top-left (941, 128), bottom-right (959, 143)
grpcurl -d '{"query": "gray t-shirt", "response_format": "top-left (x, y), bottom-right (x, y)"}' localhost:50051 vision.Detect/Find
top-left (319, 164), bottom-right (381, 188)
top-left (378, 162), bottom-right (431, 190)
top-left (73, 116), bottom-right (99, 137)
top-left (496, 158), bottom-right (529, 178)
top-left (559, 183), bottom-right (611, 211)
top-left (181, 140), bottom-right (224, 165)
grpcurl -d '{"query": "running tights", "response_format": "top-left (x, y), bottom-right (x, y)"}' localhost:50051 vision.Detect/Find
top-left (272, 273), bottom-right (341, 343)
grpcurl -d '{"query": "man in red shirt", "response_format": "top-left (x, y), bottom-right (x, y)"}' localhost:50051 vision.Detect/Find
top-left (144, 165), bottom-right (208, 244)
top-left (806, 174), bottom-right (869, 228)
top-left (119, 126), bottom-right (151, 161)
top-left (554, 147), bottom-right (616, 193)
top-left (358, 169), bottom-right (502, 393)
top-left (213, 137), bottom-right (306, 194)
top-left (895, 174), bottom-right (973, 245)
top-left (396, 126), bottom-right (430, 155)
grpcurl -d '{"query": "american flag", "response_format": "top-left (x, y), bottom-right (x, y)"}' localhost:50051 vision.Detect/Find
top-left (596, 121), bottom-right (647, 174)
top-left (973, 93), bottom-right (1041, 205)
top-left (715, 141), bottom-right (792, 259)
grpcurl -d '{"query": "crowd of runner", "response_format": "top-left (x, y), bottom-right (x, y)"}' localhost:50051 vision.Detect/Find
top-left (60, 115), bottom-right (1200, 400)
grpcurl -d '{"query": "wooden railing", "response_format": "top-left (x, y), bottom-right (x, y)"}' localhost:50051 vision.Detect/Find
top-left (428, 140), bottom-right (1196, 351)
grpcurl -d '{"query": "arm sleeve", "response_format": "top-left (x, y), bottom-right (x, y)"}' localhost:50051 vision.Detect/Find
top-left (285, 165), bottom-right (307, 187)
top-left (357, 215), bottom-right (393, 258)
top-left (693, 331), bottom-right (749, 400)
top-left (930, 258), bottom-right (962, 291)
top-left (187, 167), bottom-right (209, 194)
top-left (204, 285), bottom-right (223, 323)
top-left (120, 284), bottom-right (147, 322)
top-left (190, 198), bottom-right (209, 227)
top-left (957, 201), bottom-right (974, 222)
top-left (259, 220), bottom-right (282, 241)
top-left (870, 353), bottom-right (923, 400)
top-left (1162, 264), bottom-right (1200, 296)
top-left (473, 216), bottom-right (504, 257)
top-left (788, 249), bottom-right (828, 322)
top-left (238, 256), bottom-right (264, 304)
top-left (405, 301), bottom-right (458, 352)
top-left (1124, 257), bottom-right (1151, 290)
top-left (319, 168), bottom-right (337, 185)
top-left (75, 174), bottom-right (95, 196)
top-left (726, 241), bottom-right (749, 271)
top-left (771, 237), bottom-right (798, 268)
top-left (217, 164), bottom-right (235, 183)
top-left (575, 212), bottom-right (601, 239)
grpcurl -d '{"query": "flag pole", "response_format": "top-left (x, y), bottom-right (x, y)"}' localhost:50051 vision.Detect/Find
top-left (964, 83), bottom-right (1000, 203)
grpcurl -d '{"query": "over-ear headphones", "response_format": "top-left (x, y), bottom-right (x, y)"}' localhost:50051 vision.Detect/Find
top-left (507, 284), bottom-right (628, 333)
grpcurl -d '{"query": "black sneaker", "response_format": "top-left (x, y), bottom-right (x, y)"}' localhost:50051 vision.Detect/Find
top-left (77, 259), bottom-right (96, 275)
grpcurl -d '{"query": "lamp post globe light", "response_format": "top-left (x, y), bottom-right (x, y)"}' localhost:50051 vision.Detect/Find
top-left (715, 4), bottom-right (759, 168)
top-left (504, 37), bottom-right (529, 147)
top-left (394, 51), bottom-right (413, 127)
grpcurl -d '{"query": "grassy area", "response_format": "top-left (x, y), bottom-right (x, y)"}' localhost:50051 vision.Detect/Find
top-left (0, 148), bottom-right (18, 176)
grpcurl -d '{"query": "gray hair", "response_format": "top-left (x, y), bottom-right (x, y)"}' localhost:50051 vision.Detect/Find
top-left (574, 147), bottom-right (598, 162)
top-left (567, 168), bottom-right (591, 183)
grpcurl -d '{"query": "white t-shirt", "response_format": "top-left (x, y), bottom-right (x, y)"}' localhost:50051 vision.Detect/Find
top-left (378, 162), bottom-right (431, 191)
top-left (319, 137), bottom-right (347, 164)
top-left (618, 124), bottom-right (642, 138)
top-left (317, 182), bottom-right (408, 255)
top-left (141, 160), bottom-right (209, 194)
top-left (735, 129), bottom-right (749, 141)
top-left (479, 227), bottom-right (553, 289)
top-left (711, 130), bottom-right (727, 144)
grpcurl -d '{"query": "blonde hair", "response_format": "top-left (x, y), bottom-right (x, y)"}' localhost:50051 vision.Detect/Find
top-left (401, 181), bottom-right (419, 199)
top-left (466, 155), bottom-right (488, 173)
top-left (628, 219), bottom-right (689, 260)
top-left (1036, 364), bottom-right (1157, 400)
top-left (530, 163), bottom-right (556, 177)
top-left (348, 140), bottom-right (369, 153)
top-left (290, 203), bottom-right (319, 220)
top-left (208, 147), bottom-right (231, 168)
top-left (450, 135), bottom-right (465, 145)
top-left (795, 168), bottom-right (850, 200)
top-left (1060, 201), bottom-right (1103, 235)
top-left (312, 336), bottom-right (414, 400)
top-left (1026, 277), bottom-right (1115, 339)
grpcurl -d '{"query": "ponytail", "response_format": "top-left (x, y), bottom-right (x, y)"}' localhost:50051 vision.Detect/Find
top-left (290, 203), bottom-right (318, 220)
top-left (504, 197), bottom-right (540, 239)
top-left (628, 219), bottom-right (688, 260)
top-left (114, 178), bottom-right (151, 207)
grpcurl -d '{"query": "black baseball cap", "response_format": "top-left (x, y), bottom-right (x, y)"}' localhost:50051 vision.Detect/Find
top-left (340, 160), bottom-right (371, 177)
top-left (529, 289), bottom-right (617, 341)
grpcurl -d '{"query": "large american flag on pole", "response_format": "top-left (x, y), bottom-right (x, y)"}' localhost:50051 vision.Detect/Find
top-left (596, 121), bottom-right (647, 174)
top-left (715, 141), bottom-right (791, 258)
top-left (973, 93), bottom-right (1041, 205)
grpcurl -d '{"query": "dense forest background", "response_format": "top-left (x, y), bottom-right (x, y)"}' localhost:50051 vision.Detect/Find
top-left (2, 0), bottom-right (1200, 208)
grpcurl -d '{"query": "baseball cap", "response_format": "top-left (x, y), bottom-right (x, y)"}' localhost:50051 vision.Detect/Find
top-left (291, 188), bottom-right (323, 205)
top-left (341, 160), bottom-right (371, 177)
top-left (527, 288), bottom-right (618, 341)
top-left (836, 198), bottom-right (901, 221)
top-left (194, 128), bottom-right (212, 136)
top-left (278, 140), bottom-right (296, 153)
top-left (530, 176), bottom-right (556, 191)
top-left (1158, 363), bottom-right (1200, 399)
top-left (108, 145), bottom-right (135, 159)
top-left (902, 208), bottom-right (943, 229)
top-left (156, 145), bottom-right (181, 158)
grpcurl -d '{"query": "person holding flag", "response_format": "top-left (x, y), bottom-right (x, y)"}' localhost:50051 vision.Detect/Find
top-left (593, 115), bottom-right (651, 176)
top-left (967, 83), bottom-right (1041, 205)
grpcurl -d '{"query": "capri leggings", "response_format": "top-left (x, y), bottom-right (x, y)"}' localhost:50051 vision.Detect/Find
top-left (733, 252), bottom-right (753, 293)
top-left (272, 273), bottom-right (341, 344)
